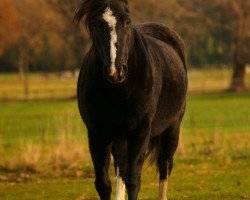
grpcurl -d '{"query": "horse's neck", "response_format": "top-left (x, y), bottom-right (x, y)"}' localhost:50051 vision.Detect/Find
top-left (127, 28), bottom-right (151, 81)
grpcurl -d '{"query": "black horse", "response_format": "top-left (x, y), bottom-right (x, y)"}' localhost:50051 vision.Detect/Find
top-left (75, 0), bottom-right (187, 199)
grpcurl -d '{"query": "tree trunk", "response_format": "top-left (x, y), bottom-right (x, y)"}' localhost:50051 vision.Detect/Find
top-left (19, 49), bottom-right (29, 99)
top-left (18, 51), bottom-right (25, 81)
top-left (231, 62), bottom-right (246, 91)
top-left (230, 2), bottom-right (248, 92)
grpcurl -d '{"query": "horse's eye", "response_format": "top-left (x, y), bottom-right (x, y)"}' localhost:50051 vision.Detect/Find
top-left (123, 18), bottom-right (131, 27)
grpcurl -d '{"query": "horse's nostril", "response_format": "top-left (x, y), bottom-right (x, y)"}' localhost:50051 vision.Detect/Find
top-left (103, 64), bottom-right (127, 83)
top-left (122, 65), bottom-right (127, 71)
top-left (116, 65), bottom-right (127, 78)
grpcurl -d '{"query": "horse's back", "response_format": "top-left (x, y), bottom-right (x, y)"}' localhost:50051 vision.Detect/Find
top-left (135, 22), bottom-right (186, 70)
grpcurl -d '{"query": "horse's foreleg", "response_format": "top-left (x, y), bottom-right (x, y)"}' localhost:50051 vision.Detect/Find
top-left (89, 133), bottom-right (112, 200)
top-left (157, 121), bottom-right (180, 200)
top-left (125, 120), bottom-right (151, 200)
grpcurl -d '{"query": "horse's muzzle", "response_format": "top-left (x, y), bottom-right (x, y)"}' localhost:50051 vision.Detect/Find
top-left (104, 64), bottom-right (127, 84)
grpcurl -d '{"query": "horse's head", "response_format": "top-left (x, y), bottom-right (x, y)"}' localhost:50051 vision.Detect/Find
top-left (75, 0), bottom-right (132, 84)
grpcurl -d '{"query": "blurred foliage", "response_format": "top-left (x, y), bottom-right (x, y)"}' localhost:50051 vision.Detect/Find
top-left (0, 0), bottom-right (18, 56)
top-left (0, 0), bottom-right (249, 72)
top-left (0, 0), bottom-right (88, 72)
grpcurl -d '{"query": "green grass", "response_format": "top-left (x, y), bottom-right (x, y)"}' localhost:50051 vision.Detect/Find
top-left (0, 69), bottom-right (250, 199)
top-left (0, 155), bottom-right (249, 200)
top-left (0, 100), bottom-right (84, 144)
top-left (0, 178), bottom-right (96, 200)
top-left (183, 93), bottom-right (250, 134)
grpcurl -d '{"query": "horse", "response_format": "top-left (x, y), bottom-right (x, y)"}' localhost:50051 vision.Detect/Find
top-left (75, 0), bottom-right (188, 199)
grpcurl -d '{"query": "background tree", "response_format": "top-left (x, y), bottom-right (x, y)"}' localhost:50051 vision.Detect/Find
top-left (47, 0), bottom-right (89, 70)
top-left (226, 0), bottom-right (250, 91)
top-left (0, 0), bottom-right (18, 55)
top-left (166, 0), bottom-right (250, 91)
top-left (200, 0), bottom-right (250, 91)
top-left (11, 0), bottom-right (69, 96)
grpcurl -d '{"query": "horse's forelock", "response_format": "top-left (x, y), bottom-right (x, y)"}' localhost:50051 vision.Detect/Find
top-left (74, 0), bottom-right (130, 28)
top-left (74, 0), bottom-right (110, 27)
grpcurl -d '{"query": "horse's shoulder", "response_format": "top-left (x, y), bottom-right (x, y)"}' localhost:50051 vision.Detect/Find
top-left (135, 22), bottom-right (187, 69)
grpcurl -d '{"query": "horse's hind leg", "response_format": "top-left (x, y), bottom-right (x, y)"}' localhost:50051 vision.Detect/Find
top-left (88, 132), bottom-right (112, 200)
top-left (157, 121), bottom-right (180, 200)
top-left (112, 139), bottom-right (127, 200)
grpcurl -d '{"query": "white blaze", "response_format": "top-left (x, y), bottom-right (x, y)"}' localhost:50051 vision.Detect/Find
top-left (115, 167), bottom-right (126, 200)
top-left (102, 7), bottom-right (117, 75)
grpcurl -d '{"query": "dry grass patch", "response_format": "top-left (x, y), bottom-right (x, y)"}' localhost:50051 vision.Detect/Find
top-left (0, 137), bottom-right (90, 178)
top-left (18, 142), bottom-right (41, 172)
top-left (50, 136), bottom-right (88, 171)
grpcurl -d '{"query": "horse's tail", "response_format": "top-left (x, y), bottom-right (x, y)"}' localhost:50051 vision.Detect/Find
top-left (146, 136), bottom-right (160, 167)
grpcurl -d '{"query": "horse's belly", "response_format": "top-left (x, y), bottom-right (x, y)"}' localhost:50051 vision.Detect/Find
top-left (150, 111), bottom-right (178, 136)
top-left (150, 85), bottom-right (187, 136)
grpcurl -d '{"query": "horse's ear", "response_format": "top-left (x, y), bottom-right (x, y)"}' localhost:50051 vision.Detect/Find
top-left (119, 0), bottom-right (130, 13)
top-left (73, 2), bottom-right (86, 25)
top-left (119, 0), bottom-right (129, 6)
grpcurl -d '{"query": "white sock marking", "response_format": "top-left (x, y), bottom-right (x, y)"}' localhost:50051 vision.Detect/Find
top-left (159, 179), bottom-right (168, 200)
top-left (102, 7), bottom-right (117, 75)
top-left (115, 167), bottom-right (126, 200)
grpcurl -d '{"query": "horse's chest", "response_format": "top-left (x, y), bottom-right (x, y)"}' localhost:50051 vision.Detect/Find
top-left (85, 92), bottom-right (151, 133)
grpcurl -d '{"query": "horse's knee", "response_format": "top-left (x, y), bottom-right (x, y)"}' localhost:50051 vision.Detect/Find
top-left (125, 171), bottom-right (141, 189)
top-left (95, 177), bottom-right (111, 188)
top-left (95, 178), bottom-right (111, 199)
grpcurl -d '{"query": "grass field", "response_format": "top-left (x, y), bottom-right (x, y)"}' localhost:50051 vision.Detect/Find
top-left (0, 73), bottom-right (76, 100)
top-left (0, 69), bottom-right (250, 199)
